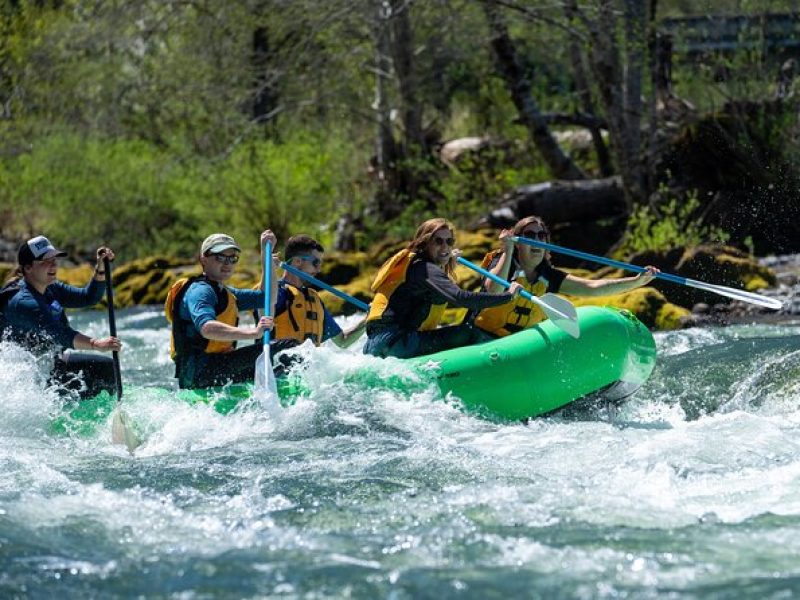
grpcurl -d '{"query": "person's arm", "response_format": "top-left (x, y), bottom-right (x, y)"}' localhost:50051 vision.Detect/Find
top-left (230, 287), bottom-right (266, 313)
top-left (51, 278), bottom-right (106, 309)
top-left (329, 312), bottom-right (367, 349)
top-left (484, 230), bottom-right (515, 293)
top-left (54, 246), bottom-right (116, 308)
top-left (9, 287), bottom-right (121, 351)
top-left (200, 317), bottom-right (272, 341)
top-left (559, 266), bottom-right (659, 297)
top-left (71, 332), bottom-right (122, 352)
top-left (186, 282), bottom-right (269, 341)
top-left (418, 262), bottom-right (516, 310)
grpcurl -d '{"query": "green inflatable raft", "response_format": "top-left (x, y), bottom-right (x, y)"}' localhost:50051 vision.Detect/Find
top-left (52, 306), bottom-right (656, 434)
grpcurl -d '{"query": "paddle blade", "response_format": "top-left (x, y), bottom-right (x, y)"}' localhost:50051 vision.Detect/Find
top-left (111, 406), bottom-right (141, 453)
top-left (539, 293), bottom-right (580, 339)
top-left (685, 279), bottom-right (784, 310)
top-left (254, 350), bottom-right (281, 417)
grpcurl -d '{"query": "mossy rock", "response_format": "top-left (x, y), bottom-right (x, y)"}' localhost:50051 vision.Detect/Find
top-left (572, 287), bottom-right (691, 330)
top-left (319, 251), bottom-right (369, 285)
top-left (320, 271), bottom-right (377, 316)
top-left (58, 264), bottom-right (94, 287)
top-left (113, 256), bottom-right (192, 281)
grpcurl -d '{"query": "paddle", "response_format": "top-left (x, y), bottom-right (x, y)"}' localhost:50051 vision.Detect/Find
top-left (456, 256), bottom-right (580, 339)
top-left (105, 256), bottom-right (141, 453)
top-left (254, 241), bottom-right (280, 414)
top-left (280, 262), bottom-right (371, 312)
top-left (512, 236), bottom-right (784, 311)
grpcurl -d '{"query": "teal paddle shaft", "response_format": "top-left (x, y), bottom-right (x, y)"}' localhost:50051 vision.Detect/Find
top-left (263, 241), bottom-right (272, 350)
top-left (280, 262), bottom-right (370, 312)
top-left (511, 236), bottom-right (784, 310)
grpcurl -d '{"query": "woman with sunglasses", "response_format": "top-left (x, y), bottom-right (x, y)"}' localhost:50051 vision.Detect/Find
top-left (473, 216), bottom-right (659, 337)
top-left (364, 218), bottom-right (523, 359)
top-left (272, 234), bottom-right (366, 349)
top-left (165, 230), bottom-right (294, 389)
top-left (1, 235), bottom-right (121, 399)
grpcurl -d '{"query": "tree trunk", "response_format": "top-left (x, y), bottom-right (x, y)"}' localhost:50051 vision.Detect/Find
top-left (391, 0), bottom-right (424, 153)
top-left (623, 0), bottom-right (646, 199)
top-left (481, 176), bottom-right (627, 227)
top-left (585, 0), bottom-right (648, 210)
top-left (481, 0), bottom-right (585, 181)
top-left (563, 0), bottom-right (613, 177)
top-left (370, 0), bottom-right (402, 220)
top-left (251, 25), bottom-right (278, 126)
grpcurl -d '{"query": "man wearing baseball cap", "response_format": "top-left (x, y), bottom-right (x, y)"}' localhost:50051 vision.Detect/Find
top-left (0, 235), bottom-right (122, 399)
top-left (165, 230), bottom-right (294, 389)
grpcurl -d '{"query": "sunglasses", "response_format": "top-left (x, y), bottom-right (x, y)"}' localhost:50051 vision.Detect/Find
top-left (295, 255), bottom-right (322, 268)
top-left (522, 229), bottom-right (548, 240)
top-left (211, 253), bottom-right (240, 265)
top-left (432, 236), bottom-right (455, 247)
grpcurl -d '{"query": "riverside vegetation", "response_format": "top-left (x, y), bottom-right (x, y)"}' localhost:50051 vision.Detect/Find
top-left (0, 0), bottom-right (795, 326)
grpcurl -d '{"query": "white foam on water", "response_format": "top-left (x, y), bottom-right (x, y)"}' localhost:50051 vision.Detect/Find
top-left (0, 341), bottom-right (63, 433)
top-left (4, 311), bottom-right (800, 595)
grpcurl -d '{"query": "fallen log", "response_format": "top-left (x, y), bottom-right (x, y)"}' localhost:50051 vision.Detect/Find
top-left (479, 176), bottom-right (627, 228)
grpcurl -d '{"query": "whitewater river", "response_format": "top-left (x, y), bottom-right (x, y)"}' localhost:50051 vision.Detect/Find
top-left (2, 307), bottom-right (800, 598)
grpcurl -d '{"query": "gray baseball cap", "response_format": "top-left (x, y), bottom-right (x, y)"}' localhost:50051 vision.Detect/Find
top-left (200, 233), bottom-right (241, 255)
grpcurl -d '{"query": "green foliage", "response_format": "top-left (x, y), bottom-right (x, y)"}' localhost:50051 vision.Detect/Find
top-left (2, 0), bottom-right (799, 261)
top-left (382, 145), bottom-right (551, 242)
top-left (0, 128), bottom-right (364, 259)
top-left (618, 190), bottom-right (731, 256)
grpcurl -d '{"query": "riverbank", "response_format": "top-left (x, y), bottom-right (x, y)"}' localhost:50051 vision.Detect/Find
top-left (0, 231), bottom-right (787, 330)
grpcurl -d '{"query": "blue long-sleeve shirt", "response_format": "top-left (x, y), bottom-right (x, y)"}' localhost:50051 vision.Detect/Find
top-left (4, 278), bottom-right (106, 351)
top-left (178, 279), bottom-right (264, 346)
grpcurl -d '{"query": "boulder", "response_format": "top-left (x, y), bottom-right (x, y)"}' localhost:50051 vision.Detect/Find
top-left (571, 287), bottom-right (693, 330)
top-left (627, 244), bottom-right (775, 309)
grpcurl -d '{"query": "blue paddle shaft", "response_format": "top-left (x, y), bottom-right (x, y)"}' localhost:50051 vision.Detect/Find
top-left (263, 241), bottom-right (272, 349)
top-left (280, 262), bottom-right (371, 312)
top-left (511, 236), bottom-right (689, 285)
top-left (455, 256), bottom-right (537, 303)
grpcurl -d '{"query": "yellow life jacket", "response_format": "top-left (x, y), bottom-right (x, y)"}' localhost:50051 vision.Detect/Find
top-left (274, 282), bottom-right (325, 345)
top-left (164, 275), bottom-right (239, 359)
top-left (366, 249), bottom-right (446, 331)
top-left (473, 250), bottom-right (549, 337)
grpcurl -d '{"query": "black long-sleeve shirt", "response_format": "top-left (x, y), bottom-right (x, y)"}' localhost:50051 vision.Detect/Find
top-left (374, 258), bottom-right (513, 331)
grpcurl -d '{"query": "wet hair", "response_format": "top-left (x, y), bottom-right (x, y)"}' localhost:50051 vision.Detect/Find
top-left (3, 266), bottom-right (23, 286)
top-left (285, 235), bottom-right (324, 261)
top-left (407, 218), bottom-right (457, 280)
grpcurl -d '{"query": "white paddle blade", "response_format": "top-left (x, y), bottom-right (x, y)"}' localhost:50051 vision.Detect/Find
top-left (111, 407), bottom-right (141, 453)
top-left (254, 350), bottom-right (281, 417)
top-left (538, 293), bottom-right (580, 339)
top-left (686, 279), bottom-right (784, 310)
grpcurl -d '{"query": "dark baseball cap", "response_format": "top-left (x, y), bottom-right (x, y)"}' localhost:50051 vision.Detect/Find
top-left (17, 235), bottom-right (68, 265)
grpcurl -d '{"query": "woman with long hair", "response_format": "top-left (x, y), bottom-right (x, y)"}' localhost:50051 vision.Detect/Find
top-left (364, 218), bottom-right (522, 358)
top-left (474, 216), bottom-right (658, 337)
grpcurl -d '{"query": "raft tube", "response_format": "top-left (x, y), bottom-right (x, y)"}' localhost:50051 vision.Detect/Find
top-left (50, 306), bottom-right (655, 434)
top-left (403, 305), bottom-right (656, 420)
